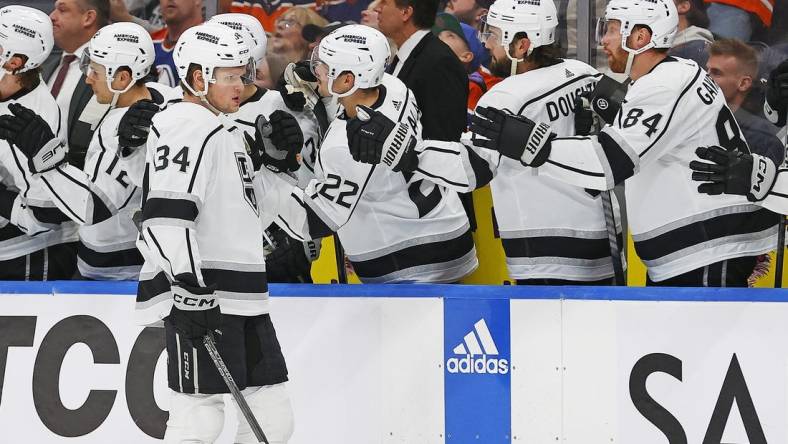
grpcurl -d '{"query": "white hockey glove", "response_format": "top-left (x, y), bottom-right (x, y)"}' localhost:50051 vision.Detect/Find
top-left (0, 103), bottom-right (67, 173)
top-left (470, 106), bottom-right (554, 167)
top-left (277, 61), bottom-right (321, 112)
top-left (690, 145), bottom-right (777, 202)
top-left (345, 105), bottom-right (418, 173)
top-left (764, 59), bottom-right (788, 127)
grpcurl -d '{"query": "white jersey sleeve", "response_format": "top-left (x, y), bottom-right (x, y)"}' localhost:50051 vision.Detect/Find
top-left (258, 119), bottom-right (374, 241)
top-left (37, 109), bottom-right (138, 226)
top-left (539, 59), bottom-right (711, 190)
top-left (140, 107), bottom-right (220, 285)
top-left (0, 84), bottom-right (72, 234)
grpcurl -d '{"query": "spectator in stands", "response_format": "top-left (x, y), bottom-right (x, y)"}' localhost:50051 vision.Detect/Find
top-left (670, 0), bottom-right (713, 67)
top-left (150, 0), bottom-right (203, 87)
top-left (443, 0), bottom-right (490, 29)
top-left (44, 0), bottom-right (109, 169)
top-left (432, 13), bottom-right (499, 125)
top-left (703, 0), bottom-right (774, 42)
top-left (109, 0), bottom-right (160, 31)
top-left (269, 6), bottom-right (328, 65)
top-left (707, 39), bottom-right (784, 165)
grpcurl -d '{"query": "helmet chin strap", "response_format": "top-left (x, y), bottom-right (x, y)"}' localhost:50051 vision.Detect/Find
top-left (328, 76), bottom-right (358, 99)
top-left (504, 45), bottom-right (530, 77)
top-left (182, 78), bottom-right (223, 115)
top-left (620, 33), bottom-right (655, 78)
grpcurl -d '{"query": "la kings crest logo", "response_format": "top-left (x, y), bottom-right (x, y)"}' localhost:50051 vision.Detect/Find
top-left (234, 152), bottom-right (259, 216)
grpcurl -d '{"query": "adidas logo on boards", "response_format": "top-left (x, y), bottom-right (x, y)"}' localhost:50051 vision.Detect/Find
top-left (446, 319), bottom-right (509, 375)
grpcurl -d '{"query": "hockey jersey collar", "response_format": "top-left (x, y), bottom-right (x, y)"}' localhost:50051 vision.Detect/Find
top-left (240, 86), bottom-right (267, 106)
top-left (339, 84), bottom-right (387, 120)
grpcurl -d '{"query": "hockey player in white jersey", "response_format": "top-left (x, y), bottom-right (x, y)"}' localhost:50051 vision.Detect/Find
top-left (135, 23), bottom-right (293, 443)
top-left (0, 5), bottom-right (79, 280)
top-left (691, 59), bottom-right (788, 215)
top-left (348, 0), bottom-right (779, 286)
top-left (210, 13), bottom-right (322, 283)
top-left (0, 22), bottom-right (181, 280)
top-left (346, 0), bottom-right (623, 285)
top-left (258, 24), bottom-right (478, 283)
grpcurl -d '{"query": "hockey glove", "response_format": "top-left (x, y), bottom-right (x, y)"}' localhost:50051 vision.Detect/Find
top-left (587, 75), bottom-right (628, 125)
top-left (346, 105), bottom-right (418, 173)
top-left (168, 279), bottom-right (221, 341)
top-left (690, 145), bottom-right (777, 202)
top-left (244, 111), bottom-right (302, 173)
top-left (263, 225), bottom-right (316, 283)
top-left (764, 59), bottom-right (788, 127)
top-left (574, 95), bottom-right (597, 136)
top-left (470, 106), bottom-right (554, 167)
top-left (118, 99), bottom-right (159, 157)
top-left (0, 103), bottom-right (66, 173)
top-left (277, 61), bottom-right (320, 112)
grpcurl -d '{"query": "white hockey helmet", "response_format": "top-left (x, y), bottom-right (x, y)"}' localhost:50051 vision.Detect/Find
top-left (481, 0), bottom-right (558, 50)
top-left (597, 0), bottom-right (678, 52)
top-left (309, 24), bottom-right (390, 98)
top-left (479, 0), bottom-right (558, 76)
top-left (79, 22), bottom-right (155, 99)
top-left (209, 13), bottom-right (267, 66)
top-left (172, 22), bottom-right (254, 98)
top-left (0, 5), bottom-right (53, 80)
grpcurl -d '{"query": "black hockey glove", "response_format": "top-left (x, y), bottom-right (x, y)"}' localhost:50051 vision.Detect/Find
top-left (574, 96), bottom-right (597, 136)
top-left (470, 106), bottom-right (554, 167)
top-left (118, 99), bottom-right (159, 156)
top-left (587, 75), bottom-right (628, 125)
top-left (690, 145), bottom-right (776, 202)
top-left (0, 103), bottom-right (66, 173)
top-left (276, 61), bottom-right (320, 112)
top-left (765, 59), bottom-right (788, 127)
top-left (244, 110), bottom-right (302, 173)
top-left (168, 278), bottom-right (221, 341)
top-left (263, 225), bottom-right (317, 283)
top-left (574, 75), bottom-right (628, 135)
top-left (346, 105), bottom-right (418, 173)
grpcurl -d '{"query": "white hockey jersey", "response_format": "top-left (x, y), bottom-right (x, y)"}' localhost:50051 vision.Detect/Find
top-left (37, 83), bottom-right (179, 279)
top-left (0, 79), bottom-right (78, 261)
top-left (407, 59), bottom-right (618, 281)
top-left (536, 57), bottom-right (777, 282)
top-left (258, 74), bottom-right (478, 283)
top-left (136, 101), bottom-right (268, 325)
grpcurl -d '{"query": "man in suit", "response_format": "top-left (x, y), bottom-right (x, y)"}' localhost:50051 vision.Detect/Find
top-left (375, 0), bottom-right (475, 230)
top-left (43, 0), bottom-right (109, 169)
top-left (375, 0), bottom-right (468, 142)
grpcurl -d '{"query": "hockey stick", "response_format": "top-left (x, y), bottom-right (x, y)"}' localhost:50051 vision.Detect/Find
top-left (601, 190), bottom-right (626, 286)
top-left (203, 332), bottom-right (269, 444)
top-left (334, 234), bottom-right (348, 284)
top-left (777, 216), bottom-right (786, 288)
